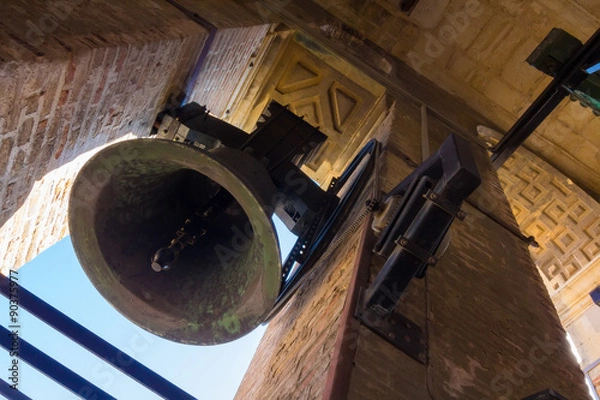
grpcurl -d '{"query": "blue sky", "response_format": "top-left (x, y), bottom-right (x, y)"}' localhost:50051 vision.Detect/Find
top-left (0, 218), bottom-right (296, 399)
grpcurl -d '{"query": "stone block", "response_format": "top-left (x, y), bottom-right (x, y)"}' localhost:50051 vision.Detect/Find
top-left (447, 51), bottom-right (477, 82)
top-left (500, 37), bottom-right (545, 93)
top-left (17, 117), bottom-right (35, 147)
top-left (581, 116), bottom-right (600, 145)
top-left (555, 98), bottom-right (596, 133)
top-left (444, 0), bottom-right (494, 51)
top-left (483, 77), bottom-right (528, 115)
top-left (0, 137), bottom-right (14, 174)
top-left (466, 16), bottom-right (523, 73)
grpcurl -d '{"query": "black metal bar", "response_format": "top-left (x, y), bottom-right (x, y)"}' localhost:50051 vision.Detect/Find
top-left (0, 325), bottom-right (116, 399)
top-left (364, 134), bottom-right (481, 315)
top-left (491, 27), bottom-right (600, 169)
top-left (356, 297), bottom-right (426, 364)
top-left (375, 177), bottom-right (432, 256)
top-left (265, 139), bottom-right (380, 320)
top-left (0, 379), bottom-right (32, 400)
top-left (0, 275), bottom-right (196, 400)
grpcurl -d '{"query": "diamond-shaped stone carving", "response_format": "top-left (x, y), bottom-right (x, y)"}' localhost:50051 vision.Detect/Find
top-left (498, 150), bottom-right (600, 294)
top-left (519, 183), bottom-right (545, 205)
top-left (568, 199), bottom-right (592, 224)
top-left (543, 199), bottom-right (568, 225)
top-left (551, 226), bottom-right (583, 256)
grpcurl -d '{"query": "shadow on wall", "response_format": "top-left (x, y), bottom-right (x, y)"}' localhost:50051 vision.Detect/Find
top-left (0, 0), bottom-right (208, 229)
top-left (0, 52), bottom-right (192, 229)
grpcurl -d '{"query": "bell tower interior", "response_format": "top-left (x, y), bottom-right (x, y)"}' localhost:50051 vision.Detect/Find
top-left (1, 0), bottom-right (599, 398)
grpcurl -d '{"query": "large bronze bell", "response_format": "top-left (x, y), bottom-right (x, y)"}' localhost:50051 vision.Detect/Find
top-left (69, 138), bottom-right (281, 345)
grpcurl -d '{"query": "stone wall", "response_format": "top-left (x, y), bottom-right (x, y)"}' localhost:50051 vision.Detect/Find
top-left (345, 94), bottom-right (590, 398)
top-left (236, 66), bottom-right (590, 400)
top-left (499, 146), bottom-right (600, 395)
top-left (0, 0), bottom-right (208, 272)
top-left (235, 100), bottom-right (394, 400)
top-left (188, 24), bottom-right (272, 118)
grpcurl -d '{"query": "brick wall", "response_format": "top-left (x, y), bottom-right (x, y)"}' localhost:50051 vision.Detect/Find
top-left (346, 94), bottom-right (590, 398)
top-left (498, 144), bottom-right (600, 394)
top-left (188, 24), bottom-right (271, 118)
top-left (235, 226), bottom-right (364, 400)
top-left (235, 105), bottom-right (393, 400)
top-left (236, 74), bottom-right (589, 400)
top-left (0, 0), bottom-right (209, 272)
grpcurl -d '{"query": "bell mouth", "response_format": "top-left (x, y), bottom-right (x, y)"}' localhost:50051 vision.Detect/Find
top-left (69, 139), bottom-right (281, 345)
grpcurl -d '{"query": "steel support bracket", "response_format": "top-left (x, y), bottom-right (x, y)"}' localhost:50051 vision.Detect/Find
top-left (491, 27), bottom-right (600, 168)
top-left (424, 189), bottom-right (467, 221)
top-left (396, 236), bottom-right (438, 266)
top-left (355, 289), bottom-right (426, 364)
top-left (355, 134), bottom-right (481, 363)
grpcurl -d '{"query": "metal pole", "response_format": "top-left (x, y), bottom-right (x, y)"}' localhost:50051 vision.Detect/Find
top-left (584, 357), bottom-right (600, 400)
top-left (491, 27), bottom-right (600, 169)
top-left (0, 325), bottom-right (115, 399)
top-left (0, 379), bottom-right (32, 400)
top-left (0, 274), bottom-right (196, 400)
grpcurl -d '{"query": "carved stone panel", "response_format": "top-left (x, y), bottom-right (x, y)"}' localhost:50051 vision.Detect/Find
top-left (499, 146), bottom-right (600, 391)
top-left (234, 32), bottom-right (386, 183)
top-left (499, 150), bottom-right (600, 296)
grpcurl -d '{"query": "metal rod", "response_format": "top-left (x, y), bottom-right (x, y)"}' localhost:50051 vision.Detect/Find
top-left (266, 139), bottom-right (379, 319)
top-left (585, 373), bottom-right (600, 400)
top-left (584, 356), bottom-right (600, 374)
top-left (0, 325), bottom-right (116, 399)
top-left (0, 274), bottom-right (196, 400)
top-left (464, 197), bottom-right (539, 247)
top-left (0, 379), bottom-right (32, 400)
top-left (491, 27), bottom-right (600, 169)
top-left (421, 104), bottom-right (430, 161)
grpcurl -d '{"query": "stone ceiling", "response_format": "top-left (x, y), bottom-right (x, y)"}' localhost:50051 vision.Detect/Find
top-left (179, 0), bottom-right (600, 202)
top-left (307, 0), bottom-right (600, 200)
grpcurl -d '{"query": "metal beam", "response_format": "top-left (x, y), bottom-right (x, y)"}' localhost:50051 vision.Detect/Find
top-left (0, 325), bottom-right (115, 399)
top-left (0, 379), bottom-right (32, 400)
top-left (491, 27), bottom-right (600, 169)
top-left (0, 274), bottom-right (195, 400)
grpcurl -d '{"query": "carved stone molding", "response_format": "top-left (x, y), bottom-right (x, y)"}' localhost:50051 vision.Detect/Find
top-left (499, 149), bottom-right (599, 302)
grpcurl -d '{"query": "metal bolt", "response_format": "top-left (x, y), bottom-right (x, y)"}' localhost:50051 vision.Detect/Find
top-left (399, 238), bottom-right (408, 246)
top-left (427, 257), bottom-right (438, 266)
top-left (388, 332), bottom-right (396, 340)
top-left (457, 210), bottom-right (467, 220)
top-left (429, 192), bottom-right (438, 200)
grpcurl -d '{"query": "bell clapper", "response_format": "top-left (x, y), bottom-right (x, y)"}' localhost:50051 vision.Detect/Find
top-left (151, 189), bottom-right (232, 272)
